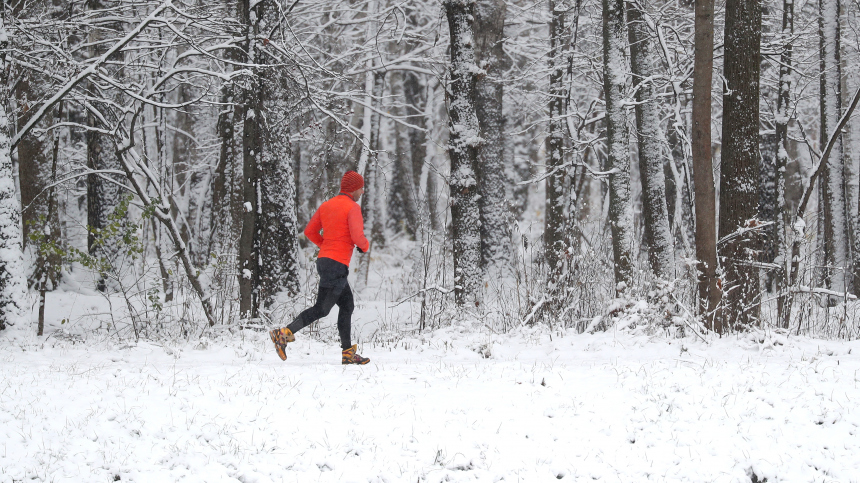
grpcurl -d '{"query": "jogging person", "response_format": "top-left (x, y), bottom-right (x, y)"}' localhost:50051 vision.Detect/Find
top-left (269, 170), bottom-right (371, 365)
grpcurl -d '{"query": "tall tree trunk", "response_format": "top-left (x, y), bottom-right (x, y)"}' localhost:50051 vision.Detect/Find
top-left (85, 0), bottom-right (123, 293)
top-left (38, 102), bottom-right (63, 336)
top-left (719, 0), bottom-right (763, 329)
top-left (691, 0), bottom-right (721, 330)
top-left (545, 0), bottom-right (567, 272)
top-left (209, 85), bottom-right (234, 259)
top-left (357, 71), bottom-right (385, 285)
top-left (15, 72), bottom-right (49, 259)
top-left (259, 82), bottom-right (301, 303)
top-left (818, 0), bottom-right (847, 296)
top-left (237, 0), bottom-right (263, 319)
top-left (474, 0), bottom-right (511, 275)
top-left (0, 9), bottom-right (27, 330)
top-left (774, 0), bottom-right (793, 327)
top-left (444, 0), bottom-right (482, 307)
top-left (627, 0), bottom-right (675, 280)
top-left (404, 72), bottom-right (427, 201)
top-left (171, 81), bottom-right (196, 260)
top-left (387, 70), bottom-right (419, 238)
top-left (602, 0), bottom-right (633, 293)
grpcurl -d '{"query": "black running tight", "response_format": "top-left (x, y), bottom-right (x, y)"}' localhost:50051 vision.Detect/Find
top-left (286, 283), bottom-right (354, 349)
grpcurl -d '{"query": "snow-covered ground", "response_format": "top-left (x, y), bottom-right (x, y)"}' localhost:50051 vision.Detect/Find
top-left (2, 301), bottom-right (860, 482)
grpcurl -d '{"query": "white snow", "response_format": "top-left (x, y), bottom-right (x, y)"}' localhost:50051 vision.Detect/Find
top-left (3, 302), bottom-right (860, 482)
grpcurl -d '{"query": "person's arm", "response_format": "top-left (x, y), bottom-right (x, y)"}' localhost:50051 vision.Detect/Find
top-left (304, 208), bottom-right (324, 248)
top-left (347, 204), bottom-right (371, 253)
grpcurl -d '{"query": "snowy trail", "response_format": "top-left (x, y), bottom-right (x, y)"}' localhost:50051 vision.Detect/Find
top-left (1, 331), bottom-right (859, 482)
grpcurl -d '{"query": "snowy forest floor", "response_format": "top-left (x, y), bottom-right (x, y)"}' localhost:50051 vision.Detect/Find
top-left (2, 303), bottom-right (860, 482)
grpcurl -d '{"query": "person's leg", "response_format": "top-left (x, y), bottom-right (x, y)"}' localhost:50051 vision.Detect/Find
top-left (287, 285), bottom-right (340, 334)
top-left (335, 283), bottom-right (354, 350)
top-left (337, 283), bottom-right (369, 364)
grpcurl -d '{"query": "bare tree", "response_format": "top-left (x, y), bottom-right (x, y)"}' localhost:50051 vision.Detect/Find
top-left (627, 0), bottom-right (674, 280)
top-left (444, 0), bottom-right (482, 306)
top-left (691, 0), bottom-right (720, 329)
top-left (602, 0), bottom-right (633, 292)
top-left (818, 0), bottom-right (847, 296)
top-left (545, 0), bottom-right (569, 273)
top-left (719, 0), bottom-right (763, 329)
top-left (0, 4), bottom-right (27, 330)
top-left (474, 0), bottom-right (511, 276)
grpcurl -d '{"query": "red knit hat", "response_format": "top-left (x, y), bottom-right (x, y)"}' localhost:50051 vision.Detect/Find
top-left (341, 171), bottom-right (364, 193)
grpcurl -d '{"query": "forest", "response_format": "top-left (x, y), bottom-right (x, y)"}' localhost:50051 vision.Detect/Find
top-left (1, 0), bottom-right (860, 340)
top-left (5, 1), bottom-right (860, 481)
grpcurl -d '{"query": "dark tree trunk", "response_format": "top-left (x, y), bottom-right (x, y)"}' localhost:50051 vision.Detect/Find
top-left (775, 0), bottom-right (794, 327)
top-left (627, 0), bottom-right (675, 280)
top-left (475, 0), bottom-right (511, 275)
top-left (237, 0), bottom-right (263, 319)
top-left (15, 73), bottom-right (50, 259)
top-left (691, 0), bottom-right (721, 330)
top-left (719, 0), bottom-right (763, 329)
top-left (258, 78), bottom-right (301, 303)
top-left (387, 71), bottom-right (419, 238)
top-left (357, 71), bottom-right (385, 285)
top-left (444, 0), bottom-right (482, 307)
top-left (545, 0), bottom-right (567, 272)
top-left (602, 0), bottom-right (633, 292)
top-left (818, 0), bottom-right (847, 295)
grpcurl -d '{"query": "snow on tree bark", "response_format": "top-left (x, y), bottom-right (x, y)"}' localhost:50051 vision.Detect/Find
top-left (545, 0), bottom-right (568, 273)
top-left (719, 0), bottom-right (763, 329)
top-left (627, 0), bottom-right (675, 281)
top-left (259, 110), bottom-right (301, 303)
top-left (773, 0), bottom-right (793, 326)
top-left (602, 0), bottom-right (634, 292)
top-left (820, 0), bottom-right (851, 297)
top-left (444, 0), bottom-right (483, 307)
top-left (818, 0), bottom-right (847, 295)
top-left (474, 0), bottom-right (511, 276)
top-left (0, 13), bottom-right (27, 331)
top-left (85, 0), bottom-right (125, 293)
top-left (15, 71), bottom-right (51, 257)
top-left (238, 0), bottom-right (263, 320)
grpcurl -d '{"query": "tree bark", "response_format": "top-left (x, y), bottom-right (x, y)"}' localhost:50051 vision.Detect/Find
top-left (774, 0), bottom-right (793, 327)
top-left (474, 0), bottom-right (511, 275)
top-left (719, 0), bottom-right (763, 329)
top-left (602, 0), bottom-right (633, 292)
top-left (818, 0), bottom-right (847, 296)
top-left (545, 0), bottom-right (568, 273)
top-left (627, 0), bottom-right (675, 280)
top-left (237, 0), bottom-right (263, 319)
top-left (357, 71), bottom-right (385, 286)
top-left (387, 70), bottom-right (419, 238)
top-left (691, 0), bottom-right (721, 330)
top-left (0, 9), bottom-right (27, 330)
top-left (444, 0), bottom-right (482, 307)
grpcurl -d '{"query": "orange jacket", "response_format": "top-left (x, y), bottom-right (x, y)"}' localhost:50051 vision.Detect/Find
top-left (305, 193), bottom-right (370, 267)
